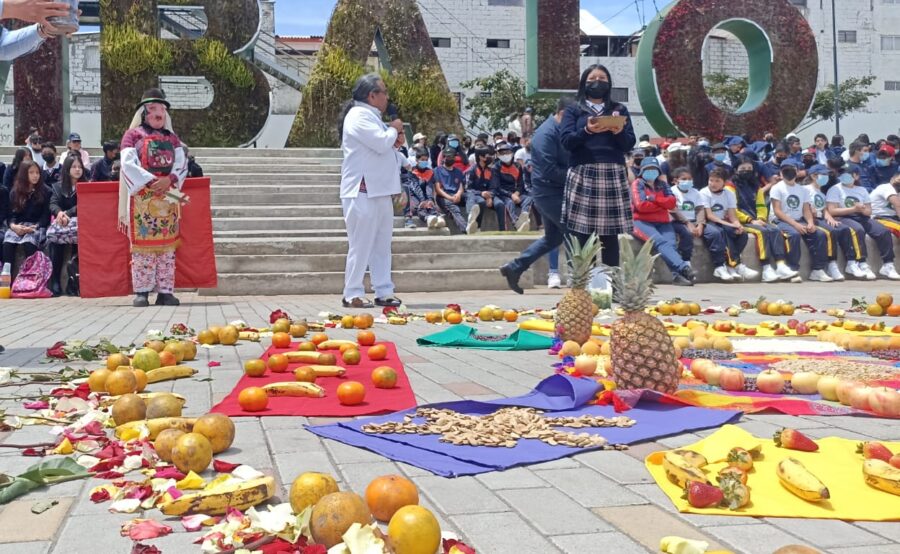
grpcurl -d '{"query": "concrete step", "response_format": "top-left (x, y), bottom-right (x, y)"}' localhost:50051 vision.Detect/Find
top-left (200, 268), bottom-right (536, 296)
top-left (191, 147), bottom-right (341, 158)
top-left (198, 157), bottom-right (342, 165)
top-left (211, 227), bottom-right (453, 239)
top-left (215, 251), bottom-right (525, 273)
top-left (211, 192), bottom-right (339, 205)
top-left (211, 183), bottom-right (338, 193)
top-left (209, 174), bottom-right (341, 184)
top-left (211, 205), bottom-right (344, 218)
top-left (204, 163), bottom-right (342, 174)
top-left (213, 234), bottom-right (540, 256)
top-left (212, 216), bottom-right (413, 231)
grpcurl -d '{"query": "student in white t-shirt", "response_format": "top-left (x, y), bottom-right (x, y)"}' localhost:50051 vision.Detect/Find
top-left (700, 167), bottom-right (751, 282)
top-left (826, 164), bottom-right (900, 280)
top-left (669, 167), bottom-right (706, 269)
top-left (803, 165), bottom-right (849, 281)
top-left (870, 175), bottom-right (900, 234)
top-left (769, 167), bottom-right (832, 282)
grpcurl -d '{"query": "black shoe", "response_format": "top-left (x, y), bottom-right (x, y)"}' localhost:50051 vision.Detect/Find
top-left (672, 273), bottom-right (694, 287)
top-left (681, 265), bottom-right (697, 283)
top-left (155, 293), bottom-right (180, 306)
top-left (133, 293), bottom-right (150, 307)
top-left (342, 297), bottom-right (374, 309)
top-left (49, 282), bottom-right (62, 298)
top-left (499, 263), bottom-right (524, 294)
top-left (374, 296), bottom-right (402, 307)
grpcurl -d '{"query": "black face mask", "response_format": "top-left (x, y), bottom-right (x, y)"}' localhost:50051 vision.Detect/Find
top-left (42, 153), bottom-right (55, 164)
top-left (585, 80), bottom-right (610, 100)
top-left (775, 156), bottom-right (786, 163)
top-left (736, 170), bottom-right (755, 180)
top-left (781, 168), bottom-right (798, 181)
top-left (803, 159), bottom-right (814, 169)
top-left (444, 161), bottom-right (454, 168)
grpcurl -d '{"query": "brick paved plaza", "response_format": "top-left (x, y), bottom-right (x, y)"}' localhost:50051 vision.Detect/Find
top-left (1, 282), bottom-right (899, 553)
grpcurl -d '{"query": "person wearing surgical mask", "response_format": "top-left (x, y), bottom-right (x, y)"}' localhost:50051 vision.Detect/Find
top-left (406, 148), bottom-right (443, 230)
top-left (803, 164), bottom-right (850, 281)
top-left (41, 143), bottom-right (61, 187)
top-left (465, 146), bottom-right (505, 233)
top-left (866, 144), bottom-right (899, 193)
top-left (436, 134), bottom-right (469, 172)
top-left (669, 167), bottom-right (707, 274)
top-left (704, 143), bottom-right (733, 181)
top-left (490, 142), bottom-right (528, 231)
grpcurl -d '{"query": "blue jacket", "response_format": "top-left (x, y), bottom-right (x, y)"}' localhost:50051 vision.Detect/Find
top-left (559, 101), bottom-right (636, 167)
top-left (866, 162), bottom-right (899, 192)
top-left (434, 166), bottom-right (465, 195)
top-left (530, 117), bottom-right (569, 195)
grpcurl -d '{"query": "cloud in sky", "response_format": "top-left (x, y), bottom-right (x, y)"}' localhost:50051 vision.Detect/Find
top-left (274, 0), bottom-right (674, 37)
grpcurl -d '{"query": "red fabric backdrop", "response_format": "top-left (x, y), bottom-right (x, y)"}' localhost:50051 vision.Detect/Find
top-left (78, 178), bottom-right (217, 298)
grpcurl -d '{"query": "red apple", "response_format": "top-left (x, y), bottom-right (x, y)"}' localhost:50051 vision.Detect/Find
top-left (849, 387), bottom-right (874, 411)
top-left (795, 324), bottom-right (810, 336)
top-left (744, 329), bottom-right (757, 336)
top-left (869, 387), bottom-right (900, 417)
top-left (774, 328), bottom-right (787, 336)
top-left (691, 359), bottom-right (715, 382)
top-left (891, 454), bottom-right (900, 469)
top-left (892, 325), bottom-right (900, 333)
top-left (836, 380), bottom-right (864, 406)
top-left (756, 369), bottom-right (785, 394)
top-left (719, 368), bottom-right (746, 391)
top-left (790, 372), bottom-right (821, 395)
top-left (787, 319), bottom-right (799, 330)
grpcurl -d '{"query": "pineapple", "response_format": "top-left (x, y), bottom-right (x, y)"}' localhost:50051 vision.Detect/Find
top-left (555, 234), bottom-right (602, 345)
top-left (605, 235), bottom-right (680, 394)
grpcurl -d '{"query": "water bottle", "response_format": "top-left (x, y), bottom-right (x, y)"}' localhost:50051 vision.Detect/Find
top-left (588, 267), bottom-right (612, 310)
top-left (46, 0), bottom-right (80, 35)
top-left (0, 263), bottom-right (11, 299)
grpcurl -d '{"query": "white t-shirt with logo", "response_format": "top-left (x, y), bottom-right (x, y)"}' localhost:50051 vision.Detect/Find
top-left (673, 187), bottom-right (705, 222)
top-left (825, 183), bottom-right (871, 210)
top-left (699, 187), bottom-right (737, 219)
top-left (769, 180), bottom-right (809, 222)
top-left (869, 184), bottom-right (899, 218)
top-left (804, 184), bottom-right (827, 219)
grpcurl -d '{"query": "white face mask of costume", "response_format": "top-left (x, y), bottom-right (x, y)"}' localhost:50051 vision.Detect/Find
top-left (144, 102), bottom-right (168, 130)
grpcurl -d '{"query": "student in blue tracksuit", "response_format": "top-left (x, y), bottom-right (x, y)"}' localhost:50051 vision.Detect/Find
top-left (705, 143), bottom-right (733, 180)
top-left (434, 147), bottom-right (468, 233)
top-left (867, 144), bottom-right (899, 191)
top-left (465, 146), bottom-right (505, 233)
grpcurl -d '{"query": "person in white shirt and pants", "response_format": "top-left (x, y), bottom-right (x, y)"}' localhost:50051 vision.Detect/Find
top-left (339, 73), bottom-right (406, 309)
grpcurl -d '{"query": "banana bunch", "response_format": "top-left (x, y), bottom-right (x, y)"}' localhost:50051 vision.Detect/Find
top-left (863, 459), bottom-right (900, 496)
top-left (159, 476), bottom-right (275, 516)
top-left (145, 366), bottom-right (197, 384)
top-left (100, 392), bottom-right (186, 409)
top-left (263, 382), bottom-right (325, 398)
top-left (317, 340), bottom-right (357, 351)
top-left (115, 417), bottom-right (197, 440)
top-left (776, 458), bottom-right (830, 501)
top-left (285, 351), bottom-right (327, 363)
top-left (239, 331), bottom-right (260, 342)
top-left (296, 365), bottom-right (346, 377)
top-left (663, 450), bottom-right (709, 487)
top-left (388, 316), bottom-right (407, 325)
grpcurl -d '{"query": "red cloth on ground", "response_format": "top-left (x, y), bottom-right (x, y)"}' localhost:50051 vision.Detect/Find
top-left (77, 178), bottom-right (217, 298)
top-left (210, 342), bottom-right (417, 417)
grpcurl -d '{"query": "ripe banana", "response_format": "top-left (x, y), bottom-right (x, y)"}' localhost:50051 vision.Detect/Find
top-left (115, 417), bottom-right (197, 440)
top-left (145, 365), bottom-right (198, 384)
top-left (776, 457), bottom-right (830, 501)
top-left (672, 449), bottom-right (708, 468)
top-left (388, 316), bottom-right (407, 325)
top-left (101, 392), bottom-right (186, 409)
top-left (297, 365), bottom-right (346, 377)
top-left (285, 351), bottom-right (324, 363)
top-left (863, 459), bottom-right (900, 496)
top-left (263, 381), bottom-right (325, 398)
top-left (158, 476), bottom-right (275, 516)
top-left (317, 340), bottom-right (358, 351)
top-left (663, 451), bottom-right (710, 487)
top-left (238, 331), bottom-right (260, 342)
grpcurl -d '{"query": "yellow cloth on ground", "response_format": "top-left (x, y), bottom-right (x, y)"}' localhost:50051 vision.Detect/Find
top-left (518, 319), bottom-right (892, 338)
top-left (645, 425), bottom-right (900, 521)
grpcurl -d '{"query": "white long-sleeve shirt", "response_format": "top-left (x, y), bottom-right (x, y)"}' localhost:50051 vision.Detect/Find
top-left (0, 0), bottom-right (46, 61)
top-left (340, 101), bottom-right (403, 199)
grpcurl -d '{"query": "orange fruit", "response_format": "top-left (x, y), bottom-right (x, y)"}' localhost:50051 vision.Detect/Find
top-left (311, 333), bottom-right (329, 345)
top-left (298, 341), bottom-right (317, 352)
top-left (105, 367), bottom-right (137, 396)
top-left (267, 353), bottom-right (289, 373)
top-left (272, 318), bottom-right (291, 334)
top-left (132, 369), bottom-right (148, 392)
top-left (387, 505), bottom-right (441, 554)
top-left (876, 293), bottom-right (894, 308)
top-left (106, 352), bottom-right (130, 371)
top-left (318, 353), bottom-right (337, 366)
top-left (887, 304), bottom-right (900, 317)
top-left (367, 344), bottom-right (388, 361)
top-left (294, 366), bottom-right (317, 383)
top-left (372, 366), bottom-right (398, 389)
top-left (272, 332), bottom-right (292, 349)
top-left (88, 368), bottom-right (111, 393)
top-left (354, 314), bottom-right (374, 329)
top-left (158, 351), bottom-right (178, 367)
top-left (244, 359), bottom-right (267, 377)
top-left (867, 304), bottom-right (884, 317)
top-left (342, 348), bottom-right (361, 365)
top-left (446, 312), bottom-right (463, 324)
top-left (197, 329), bottom-right (217, 345)
top-left (365, 474), bottom-right (419, 522)
top-left (238, 387), bottom-right (268, 412)
top-left (503, 310), bottom-right (518, 322)
top-left (290, 323), bottom-right (308, 338)
top-left (357, 331), bottom-right (376, 346)
top-left (337, 381), bottom-right (366, 405)
top-left (341, 315), bottom-right (355, 329)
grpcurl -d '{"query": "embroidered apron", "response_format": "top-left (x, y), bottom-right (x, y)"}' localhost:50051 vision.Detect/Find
top-left (130, 134), bottom-right (180, 253)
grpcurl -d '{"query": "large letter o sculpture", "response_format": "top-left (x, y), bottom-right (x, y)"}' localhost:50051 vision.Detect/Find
top-left (636, 0), bottom-right (818, 139)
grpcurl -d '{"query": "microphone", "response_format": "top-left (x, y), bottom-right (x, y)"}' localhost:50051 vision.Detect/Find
top-left (386, 103), bottom-right (400, 121)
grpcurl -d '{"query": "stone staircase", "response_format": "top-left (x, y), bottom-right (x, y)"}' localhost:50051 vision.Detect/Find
top-left (191, 148), bottom-right (543, 296)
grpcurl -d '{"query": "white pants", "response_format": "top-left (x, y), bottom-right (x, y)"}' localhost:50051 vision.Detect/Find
top-left (342, 193), bottom-right (395, 299)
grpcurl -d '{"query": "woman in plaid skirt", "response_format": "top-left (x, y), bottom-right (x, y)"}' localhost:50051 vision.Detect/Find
top-left (560, 64), bottom-right (636, 266)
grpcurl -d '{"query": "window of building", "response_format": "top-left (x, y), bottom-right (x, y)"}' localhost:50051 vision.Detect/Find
top-left (882, 35), bottom-right (900, 50)
top-left (487, 0), bottom-right (524, 6)
top-left (431, 37), bottom-right (451, 48)
top-left (838, 31), bottom-right (857, 43)
top-left (882, 0), bottom-right (900, 4)
top-left (486, 39), bottom-right (510, 49)
top-left (788, 0), bottom-right (807, 6)
top-left (611, 87), bottom-right (629, 103)
top-left (886, 81), bottom-right (900, 91)
top-left (84, 45), bottom-right (101, 69)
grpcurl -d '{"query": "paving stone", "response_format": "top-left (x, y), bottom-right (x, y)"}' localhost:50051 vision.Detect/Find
top-left (273, 451), bottom-right (341, 488)
top-left (529, 456), bottom-right (583, 470)
top-left (622, 441), bottom-right (665, 462)
top-left (800, 427), bottom-right (872, 441)
top-left (336, 461), bottom-right (400, 494)
top-left (442, 381), bottom-right (496, 397)
top-left (323, 437), bottom-right (390, 464)
top-left (0, 497), bottom-right (73, 543)
top-left (0, 542), bottom-right (51, 554)
top-left (828, 547), bottom-right (900, 554)
top-left (264, 428), bottom-right (322, 454)
top-left (416, 475), bottom-right (508, 515)
top-left (704, 523), bottom-right (817, 554)
top-left (498, 487), bottom-right (611, 535)
top-left (576, 449), bottom-right (654, 484)
top-left (765, 517), bottom-right (889, 549)
top-left (749, 414), bottom-right (825, 429)
top-left (855, 521), bottom-right (900, 543)
top-left (656, 433), bottom-right (703, 448)
top-left (594, 505), bottom-right (726, 552)
top-left (476, 467), bottom-right (546, 490)
top-left (626, 483), bottom-right (760, 528)
top-left (550, 531), bottom-right (649, 554)
top-left (51, 513), bottom-right (138, 553)
top-left (536, 467), bottom-right (646, 508)
top-left (451, 511), bottom-right (558, 554)
top-left (261, 416), bottom-right (310, 430)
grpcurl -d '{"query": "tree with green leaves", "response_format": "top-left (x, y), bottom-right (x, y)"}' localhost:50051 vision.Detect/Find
top-left (703, 72), bottom-right (750, 112)
top-left (460, 69), bottom-right (558, 133)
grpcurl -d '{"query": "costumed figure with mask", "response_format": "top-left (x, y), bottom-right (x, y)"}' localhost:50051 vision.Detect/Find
top-left (119, 89), bottom-right (188, 307)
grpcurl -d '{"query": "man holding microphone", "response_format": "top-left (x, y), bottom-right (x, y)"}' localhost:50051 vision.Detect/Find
top-left (338, 73), bottom-right (406, 309)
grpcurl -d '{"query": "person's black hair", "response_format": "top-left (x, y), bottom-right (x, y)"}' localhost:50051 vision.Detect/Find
top-left (856, 133), bottom-right (870, 145)
top-left (103, 141), bottom-right (120, 153)
top-left (887, 134), bottom-right (900, 145)
top-left (9, 147), bottom-right (31, 175)
top-left (831, 134), bottom-right (844, 148)
top-left (337, 73), bottom-right (384, 142)
top-left (672, 166), bottom-right (691, 179)
top-left (414, 147), bottom-right (429, 159)
top-left (848, 141), bottom-right (867, 157)
top-left (477, 132), bottom-right (489, 142)
top-left (639, 134), bottom-right (650, 142)
top-left (60, 153), bottom-right (87, 192)
top-left (576, 64), bottom-right (615, 112)
top-left (492, 132), bottom-right (504, 138)
top-left (814, 133), bottom-right (828, 144)
top-left (827, 157), bottom-right (845, 171)
top-left (42, 142), bottom-right (57, 152)
top-left (741, 133), bottom-right (752, 144)
top-left (433, 133), bottom-right (447, 148)
top-left (556, 95), bottom-right (576, 113)
top-left (708, 167), bottom-right (730, 181)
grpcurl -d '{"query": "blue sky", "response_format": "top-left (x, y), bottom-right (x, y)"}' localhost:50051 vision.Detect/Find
top-left (275, 0), bottom-right (675, 37)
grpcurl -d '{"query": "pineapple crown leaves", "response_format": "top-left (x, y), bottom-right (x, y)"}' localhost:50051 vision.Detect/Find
top-left (564, 233), bottom-right (603, 290)
top-left (599, 235), bottom-right (659, 312)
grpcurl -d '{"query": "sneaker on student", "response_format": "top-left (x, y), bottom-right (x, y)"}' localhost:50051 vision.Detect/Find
top-left (775, 262), bottom-right (799, 280)
top-left (466, 205), bottom-right (480, 235)
top-left (808, 269), bottom-right (834, 282)
top-left (790, 275), bottom-right (803, 283)
top-left (859, 261), bottom-right (877, 280)
top-left (681, 265), bottom-right (697, 283)
top-left (727, 266), bottom-right (743, 280)
top-left (404, 218), bottom-right (416, 229)
top-left (845, 260), bottom-right (867, 279)
top-left (878, 263), bottom-right (900, 280)
top-left (736, 264), bottom-right (759, 281)
top-left (762, 265), bottom-right (779, 283)
top-left (826, 261), bottom-right (845, 281)
top-left (426, 215), bottom-right (439, 229)
top-left (436, 216), bottom-right (447, 228)
top-left (515, 211), bottom-right (531, 232)
top-left (547, 272), bottom-right (562, 289)
top-left (672, 273), bottom-right (694, 287)
top-left (713, 265), bottom-right (734, 281)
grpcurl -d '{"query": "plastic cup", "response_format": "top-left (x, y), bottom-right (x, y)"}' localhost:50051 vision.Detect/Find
top-left (0, 287), bottom-right (10, 300)
top-left (46, 0), bottom-right (80, 35)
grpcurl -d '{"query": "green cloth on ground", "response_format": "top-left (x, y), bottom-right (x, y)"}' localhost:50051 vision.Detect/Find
top-left (416, 324), bottom-right (554, 351)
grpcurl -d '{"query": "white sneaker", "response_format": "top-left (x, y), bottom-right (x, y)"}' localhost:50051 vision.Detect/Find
top-left (515, 211), bottom-right (531, 232)
top-left (713, 265), bottom-right (734, 281)
top-left (845, 260), bottom-right (867, 279)
top-left (878, 263), bottom-right (900, 280)
top-left (727, 266), bottom-right (742, 280)
top-left (736, 263), bottom-right (759, 281)
top-left (437, 216), bottom-right (447, 228)
top-left (859, 261), bottom-right (877, 280)
top-left (427, 215), bottom-right (439, 229)
top-left (790, 275), bottom-right (803, 283)
top-left (808, 269), bottom-right (834, 282)
top-left (775, 262), bottom-right (799, 280)
top-left (762, 265), bottom-right (779, 283)
top-left (827, 261), bottom-right (845, 281)
top-left (466, 204), bottom-right (480, 235)
top-left (547, 272), bottom-right (562, 289)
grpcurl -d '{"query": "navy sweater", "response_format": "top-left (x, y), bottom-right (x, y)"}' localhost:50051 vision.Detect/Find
top-left (531, 116), bottom-right (570, 194)
top-left (559, 102), bottom-right (636, 167)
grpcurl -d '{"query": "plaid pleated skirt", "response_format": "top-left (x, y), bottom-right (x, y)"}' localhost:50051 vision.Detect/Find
top-left (562, 162), bottom-right (633, 235)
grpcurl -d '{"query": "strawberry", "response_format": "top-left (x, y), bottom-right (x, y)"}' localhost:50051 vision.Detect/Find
top-left (773, 428), bottom-right (819, 452)
top-left (857, 441), bottom-right (893, 462)
top-left (726, 447), bottom-right (754, 471)
top-left (890, 454), bottom-right (900, 469)
top-left (717, 466), bottom-right (748, 485)
top-left (682, 480), bottom-right (724, 508)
